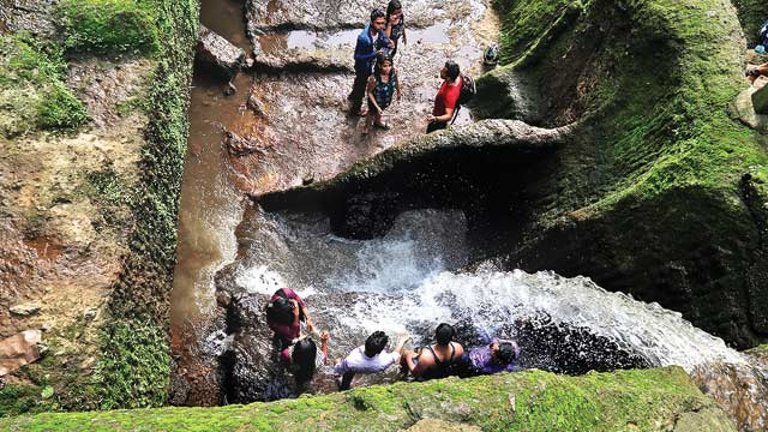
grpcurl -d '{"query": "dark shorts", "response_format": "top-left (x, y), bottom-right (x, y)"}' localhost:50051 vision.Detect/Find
top-left (367, 99), bottom-right (391, 113)
top-left (426, 121), bottom-right (448, 133)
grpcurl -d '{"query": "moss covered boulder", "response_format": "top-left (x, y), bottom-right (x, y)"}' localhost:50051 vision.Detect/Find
top-left (262, 0), bottom-right (768, 348)
top-left (0, 367), bottom-right (736, 431)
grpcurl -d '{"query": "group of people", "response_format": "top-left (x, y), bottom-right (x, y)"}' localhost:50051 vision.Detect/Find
top-left (347, 1), bottom-right (466, 135)
top-left (265, 288), bottom-right (521, 391)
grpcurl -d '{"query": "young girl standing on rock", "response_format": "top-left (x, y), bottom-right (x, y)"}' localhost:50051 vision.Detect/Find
top-left (363, 53), bottom-right (401, 134)
top-left (385, 0), bottom-right (407, 58)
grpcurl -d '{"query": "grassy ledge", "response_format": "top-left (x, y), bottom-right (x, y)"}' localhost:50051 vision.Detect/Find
top-left (0, 367), bottom-right (735, 432)
top-left (56, 0), bottom-right (160, 55)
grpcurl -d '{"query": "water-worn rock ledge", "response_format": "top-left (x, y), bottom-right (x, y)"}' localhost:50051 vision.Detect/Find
top-left (260, 119), bottom-right (574, 239)
top-left (0, 367), bottom-right (736, 431)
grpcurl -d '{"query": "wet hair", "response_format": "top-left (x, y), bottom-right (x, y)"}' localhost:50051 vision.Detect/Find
top-left (291, 338), bottom-right (317, 386)
top-left (370, 8), bottom-right (386, 23)
top-left (435, 323), bottom-right (456, 346)
top-left (374, 52), bottom-right (393, 77)
top-left (444, 61), bottom-right (460, 81)
top-left (496, 342), bottom-right (519, 365)
top-left (266, 297), bottom-right (294, 325)
top-left (386, 0), bottom-right (402, 18)
top-left (364, 331), bottom-right (389, 357)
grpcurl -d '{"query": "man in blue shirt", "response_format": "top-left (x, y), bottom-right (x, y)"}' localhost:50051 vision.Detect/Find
top-left (348, 9), bottom-right (390, 117)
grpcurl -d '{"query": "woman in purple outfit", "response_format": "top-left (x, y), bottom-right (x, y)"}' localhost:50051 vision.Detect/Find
top-left (464, 338), bottom-right (521, 375)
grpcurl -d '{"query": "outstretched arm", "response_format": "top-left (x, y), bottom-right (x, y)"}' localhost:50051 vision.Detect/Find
top-left (393, 333), bottom-right (411, 354)
top-left (320, 331), bottom-right (330, 365)
top-left (395, 70), bottom-right (401, 102)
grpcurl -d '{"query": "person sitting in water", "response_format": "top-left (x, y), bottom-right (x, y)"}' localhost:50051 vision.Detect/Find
top-left (426, 61), bottom-right (463, 133)
top-left (402, 323), bottom-right (465, 380)
top-left (462, 338), bottom-right (521, 375)
top-left (334, 331), bottom-right (411, 390)
top-left (281, 330), bottom-right (330, 387)
top-left (266, 288), bottom-right (312, 349)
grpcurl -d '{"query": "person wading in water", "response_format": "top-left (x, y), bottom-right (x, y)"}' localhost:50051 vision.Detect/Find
top-left (334, 331), bottom-right (411, 390)
top-left (426, 60), bottom-right (462, 133)
top-left (349, 9), bottom-right (390, 117)
top-left (265, 288), bottom-right (313, 349)
top-left (402, 323), bottom-right (465, 381)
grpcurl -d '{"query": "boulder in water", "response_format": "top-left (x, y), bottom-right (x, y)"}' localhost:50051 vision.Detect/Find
top-left (197, 25), bottom-right (245, 79)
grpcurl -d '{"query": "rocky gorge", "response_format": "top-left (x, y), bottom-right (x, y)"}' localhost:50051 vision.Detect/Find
top-left (1, 0), bottom-right (768, 431)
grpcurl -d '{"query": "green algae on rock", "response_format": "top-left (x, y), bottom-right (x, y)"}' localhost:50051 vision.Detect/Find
top-left (0, 34), bottom-right (88, 136)
top-left (94, 0), bottom-right (199, 410)
top-left (0, 367), bottom-right (736, 431)
top-left (0, 0), bottom-right (198, 415)
top-left (56, 0), bottom-right (160, 55)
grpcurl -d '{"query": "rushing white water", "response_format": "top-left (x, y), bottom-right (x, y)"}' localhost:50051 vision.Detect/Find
top-left (232, 209), bottom-right (745, 373)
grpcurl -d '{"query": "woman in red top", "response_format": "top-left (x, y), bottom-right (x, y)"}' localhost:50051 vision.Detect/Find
top-left (427, 60), bottom-right (462, 133)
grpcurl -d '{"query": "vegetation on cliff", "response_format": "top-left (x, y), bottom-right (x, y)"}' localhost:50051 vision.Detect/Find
top-left (95, 0), bottom-right (198, 410)
top-left (0, 367), bottom-right (735, 431)
top-left (0, 34), bottom-right (87, 136)
top-left (0, 0), bottom-right (197, 415)
top-left (484, 0), bottom-right (768, 347)
top-left (57, 0), bottom-right (160, 55)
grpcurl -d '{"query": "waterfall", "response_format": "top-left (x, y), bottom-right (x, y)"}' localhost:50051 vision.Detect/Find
top-left (228, 208), bottom-right (745, 373)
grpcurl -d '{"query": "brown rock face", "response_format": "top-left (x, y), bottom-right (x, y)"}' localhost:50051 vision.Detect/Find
top-left (691, 361), bottom-right (768, 432)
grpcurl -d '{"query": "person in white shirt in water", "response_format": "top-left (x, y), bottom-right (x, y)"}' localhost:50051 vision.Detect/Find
top-left (334, 331), bottom-right (411, 390)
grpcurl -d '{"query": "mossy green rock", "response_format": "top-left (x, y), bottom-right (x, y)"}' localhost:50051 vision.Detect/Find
top-left (0, 34), bottom-right (88, 136)
top-left (0, 367), bottom-right (736, 431)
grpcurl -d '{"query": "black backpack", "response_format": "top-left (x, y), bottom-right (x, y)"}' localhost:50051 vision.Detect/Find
top-left (451, 74), bottom-right (476, 124)
top-left (760, 19), bottom-right (768, 46)
top-left (457, 74), bottom-right (476, 106)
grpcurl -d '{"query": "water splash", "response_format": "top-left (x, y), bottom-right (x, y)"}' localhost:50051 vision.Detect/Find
top-left (231, 209), bottom-right (744, 372)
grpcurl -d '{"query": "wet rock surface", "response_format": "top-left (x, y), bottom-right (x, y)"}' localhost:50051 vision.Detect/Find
top-left (246, 0), bottom-right (483, 32)
top-left (228, 0), bottom-right (499, 195)
top-left (197, 25), bottom-right (246, 78)
top-left (0, 0), bottom-right (55, 37)
top-left (691, 361), bottom-right (768, 432)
